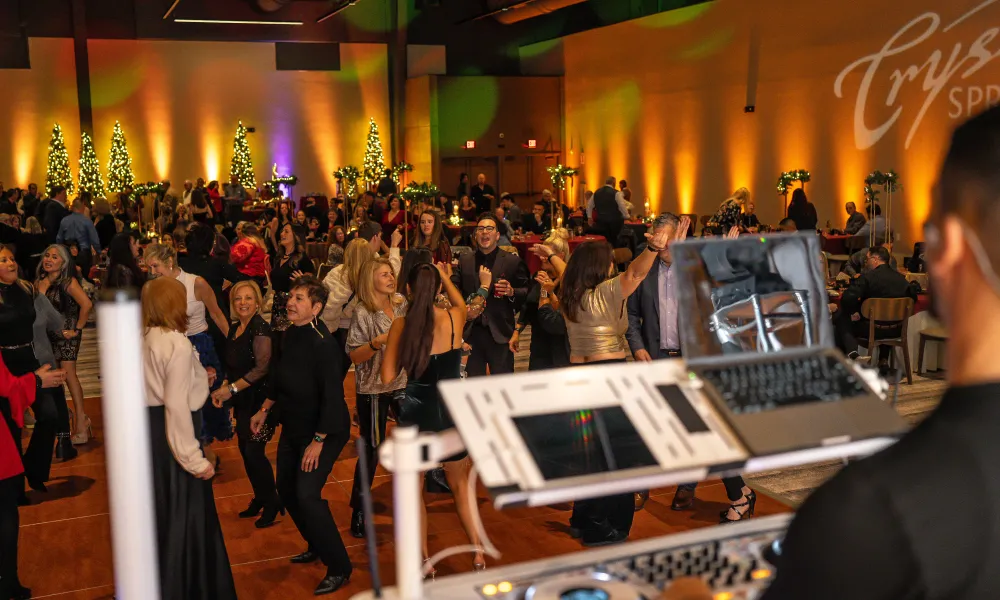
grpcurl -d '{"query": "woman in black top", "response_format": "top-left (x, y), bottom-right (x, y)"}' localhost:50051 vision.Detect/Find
top-left (210, 281), bottom-right (281, 528)
top-left (787, 188), bottom-right (818, 232)
top-left (93, 202), bottom-right (117, 252)
top-left (0, 245), bottom-right (59, 495)
top-left (250, 276), bottom-right (352, 596)
top-left (509, 236), bottom-right (570, 371)
top-left (105, 233), bottom-right (146, 290)
top-left (269, 223), bottom-right (314, 331)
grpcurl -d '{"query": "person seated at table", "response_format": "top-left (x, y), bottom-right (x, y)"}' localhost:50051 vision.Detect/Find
top-left (841, 242), bottom-right (896, 277)
top-left (832, 246), bottom-right (919, 362)
top-left (855, 203), bottom-right (889, 242)
top-left (457, 195), bottom-right (478, 222)
top-left (844, 201), bottom-right (866, 235)
top-left (493, 207), bottom-right (514, 243)
top-left (741, 202), bottom-right (761, 231)
top-left (776, 217), bottom-right (797, 232)
top-left (348, 205), bottom-right (368, 233)
top-left (500, 193), bottom-right (522, 227)
top-left (711, 187), bottom-right (750, 232)
top-left (306, 217), bottom-right (322, 242)
top-left (522, 201), bottom-right (549, 236)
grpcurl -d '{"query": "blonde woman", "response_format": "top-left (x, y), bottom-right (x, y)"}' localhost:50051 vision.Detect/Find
top-left (141, 277), bottom-right (237, 600)
top-left (321, 232), bottom-right (402, 382)
top-left (144, 243), bottom-right (233, 453)
top-left (210, 281), bottom-right (282, 527)
top-left (345, 257), bottom-right (407, 538)
top-left (712, 187), bottom-right (750, 232)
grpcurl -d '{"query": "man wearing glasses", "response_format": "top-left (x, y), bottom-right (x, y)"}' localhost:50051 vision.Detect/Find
top-left (451, 214), bottom-right (530, 376)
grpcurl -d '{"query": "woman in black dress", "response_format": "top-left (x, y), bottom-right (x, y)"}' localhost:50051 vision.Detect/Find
top-left (210, 280), bottom-right (282, 528)
top-left (382, 262), bottom-right (486, 573)
top-left (104, 233), bottom-right (146, 290)
top-left (35, 244), bottom-right (93, 446)
top-left (509, 235), bottom-right (571, 371)
top-left (0, 244), bottom-right (63, 496)
top-left (269, 223), bottom-right (314, 331)
top-left (787, 188), bottom-right (818, 232)
top-left (141, 276), bottom-right (237, 600)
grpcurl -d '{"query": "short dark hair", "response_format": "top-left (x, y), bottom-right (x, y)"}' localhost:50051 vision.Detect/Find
top-left (291, 275), bottom-right (329, 310)
top-left (652, 212), bottom-right (680, 230)
top-left (867, 203), bottom-right (882, 217)
top-left (868, 246), bottom-right (891, 264)
top-left (477, 212), bottom-right (498, 227)
top-left (50, 185), bottom-right (66, 198)
top-left (778, 217), bottom-right (797, 230)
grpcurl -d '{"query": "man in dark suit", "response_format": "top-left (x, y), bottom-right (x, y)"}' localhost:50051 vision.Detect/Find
top-left (42, 185), bottom-right (70, 242)
top-left (21, 184), bottom-right (39, 220)
top-left (834, 246), bottom-right (918, 358)
top-left (451, 213), bottom-right (530, 376)
top-left (376, 169), bottom-right (397, 197)
top-left (587, 176), bottom-right (629, 244)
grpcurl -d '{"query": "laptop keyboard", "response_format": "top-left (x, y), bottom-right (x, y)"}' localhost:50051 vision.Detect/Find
top-left (698, 355), bottom-right (869, 414)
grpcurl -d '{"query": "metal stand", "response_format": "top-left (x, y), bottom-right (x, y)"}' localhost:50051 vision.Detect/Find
top-left (97, 289), bottom-right (161, 600)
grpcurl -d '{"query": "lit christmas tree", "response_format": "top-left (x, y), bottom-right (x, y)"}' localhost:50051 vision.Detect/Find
top-left (45, 123), bottom-right (74, 196)
top-left (230, 121), bottom-right (257, 190)
top-left (78, 131), bottom-right (106, 198)
top-left (106, 121), bottom-right (135, 193)
top-left (363, 117), bottom-right (386, 187)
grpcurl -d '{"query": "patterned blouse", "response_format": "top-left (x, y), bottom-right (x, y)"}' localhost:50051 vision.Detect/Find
top-left (346, 294), bottom-right (409, 394)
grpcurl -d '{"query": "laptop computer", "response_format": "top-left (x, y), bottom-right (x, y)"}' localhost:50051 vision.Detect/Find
top-left (671, 232), bottom-right (907, 456)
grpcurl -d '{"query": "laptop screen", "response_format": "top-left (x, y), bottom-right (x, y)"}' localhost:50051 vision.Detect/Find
top-left (671, 232), bottom-right (833, 359)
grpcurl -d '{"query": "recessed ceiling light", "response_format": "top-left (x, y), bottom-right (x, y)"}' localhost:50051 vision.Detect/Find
top-left (174, 18), bottom-right (304, 26)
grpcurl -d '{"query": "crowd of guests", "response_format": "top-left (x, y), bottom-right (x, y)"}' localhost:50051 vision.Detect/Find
top-left (0, 169), bottom-right (924, 600)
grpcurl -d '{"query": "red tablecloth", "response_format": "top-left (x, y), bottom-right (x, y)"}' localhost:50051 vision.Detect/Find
top-left (821, 234), bottom-right (851, 255)
top-left (512, 234), bottom-right (606, 273)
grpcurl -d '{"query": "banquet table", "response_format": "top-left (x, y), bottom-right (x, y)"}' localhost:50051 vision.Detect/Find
top-left (512, 234), bottom-right (606, 273)
top-left (821, 234), bottom-right (852, 255)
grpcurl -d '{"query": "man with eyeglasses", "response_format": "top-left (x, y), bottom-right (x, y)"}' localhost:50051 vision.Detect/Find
top-left (451, 214), bottom-right (530, 376)
top-left (660, 107), bottom-right (1000, 600)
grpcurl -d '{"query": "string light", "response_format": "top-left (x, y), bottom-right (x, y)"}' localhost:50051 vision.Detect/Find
top-left (363, 117), bottom-right (386, 188)
top-left (78, 131), bottom-right (106, 198)
top-left (775, 169), bottom-right (811, 195)
top-left (107, 121), bottom-right (135, 194)
top-left (45, 123), bottom-right (74, 196)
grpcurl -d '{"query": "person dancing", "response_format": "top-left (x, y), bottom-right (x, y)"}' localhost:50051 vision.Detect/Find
top-left (346, 257), bottom-right (408, 538)
top-left (382, 262), bottom-right (488, 573)
top-left (141, 277), bottom-right (237, 600)
top-left (210, 281), bottom-right (283, 528)
top-left (251, 276), bottom-right (353, 595)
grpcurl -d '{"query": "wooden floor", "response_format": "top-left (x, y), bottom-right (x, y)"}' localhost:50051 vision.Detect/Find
top-left (17, 327), bottom-right (946, 599)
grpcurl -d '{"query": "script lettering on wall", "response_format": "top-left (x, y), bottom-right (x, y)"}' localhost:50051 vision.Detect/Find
top-left (834, 0), bottom-right (1000, 150)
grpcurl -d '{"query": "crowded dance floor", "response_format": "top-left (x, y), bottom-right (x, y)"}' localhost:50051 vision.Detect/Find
top-left (2, 0), bottom-right (999, 598)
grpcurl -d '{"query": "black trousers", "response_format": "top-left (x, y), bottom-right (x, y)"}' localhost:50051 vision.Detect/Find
top-left (52, 385), bottom-right (70, 436)
top-left (6, 390), bottom-right (58, 485)
top-left (335, 328), bottom-right (351, 383)
top-left (0, 475), bottom-right (22, 597)
top-left (234, 402), bottom-right (279, 510)
top-left (77, 249), bottom-right (94, 283)
top-left (466, 324), bottom-right (514, 376)
top-left (276, 432), bottom-right (352, 577)
top-left (226, 204), bottom-right (244, 229)
top-left (833, 311), bottom-right (902, 356)
top-left (349, 390), bottom-right (402, 509)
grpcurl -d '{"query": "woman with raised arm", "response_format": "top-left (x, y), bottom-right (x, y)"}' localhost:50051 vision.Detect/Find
top-left (382, 261), bottom-right (489, 574)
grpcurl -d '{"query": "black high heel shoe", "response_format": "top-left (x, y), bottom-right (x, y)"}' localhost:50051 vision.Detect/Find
top-left (55, 434), bottom-right (78, 461)
top-left (239, 497), bottom-right (264, 519)
top-left (255, 504), bottom-right (286, 529)
top-left (26, 477), bottom-right (47, 493)
top-left (720, 490), bottom-right (756, 524)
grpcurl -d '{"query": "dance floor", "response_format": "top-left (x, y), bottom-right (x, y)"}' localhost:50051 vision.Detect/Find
top-left (18, 383), bottom-right (791, 599)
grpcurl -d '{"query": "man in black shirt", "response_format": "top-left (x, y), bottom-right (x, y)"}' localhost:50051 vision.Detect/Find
top-left (21, 184), bottom-right (39, 220)
top-left (522, 202), bottom-right (549, 236)
top-left (251, 276), bottom-right (352, 596)
top-left (451, 214), bottom-right (530, 376)
top-left (832, 245), bottom-right (917, 357)
top-left (470, 173), bottom-right (496, 214)
top-left (376, 169), bottom-right (397, 197)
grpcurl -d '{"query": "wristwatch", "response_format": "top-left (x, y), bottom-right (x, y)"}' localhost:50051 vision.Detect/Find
top-left (540, 290), bottom-right (549, 299)
top-left (228, 383), bottom-right (239, 395)
top-left (313, 435), bottom-right (325, 444)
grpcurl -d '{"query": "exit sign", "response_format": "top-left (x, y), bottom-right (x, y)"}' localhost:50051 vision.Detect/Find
top-left (527, 139), bottom-right (537, 148)
top-left (465, 140), bottom-right (476, 149)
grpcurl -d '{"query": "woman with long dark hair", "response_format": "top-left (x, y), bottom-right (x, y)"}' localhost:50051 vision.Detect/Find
top-left (557, 226), bottom-right (671, 547)
top-left (210, 281), bottom-right (282, 527)
top-left (269, 223), bottom-right (314, 331)
top-left (382, 262), bottom-right (487, 574)
top-left (412, 210), bottom-right (451, 264)
top-left (381, 194), bottom-right (407, 246)
top-left (141, 276), bottom-right (237, 600)
top-left (787, 188), bottom-right (818, 232)
top-left (35, 244), bottom-right (93, 446)
top-left (189, 189), bottom-right (213, 223)
top-left (105, 233), bottom-right (146, 290)
top-left (509, 235), bottom-right (571, 371)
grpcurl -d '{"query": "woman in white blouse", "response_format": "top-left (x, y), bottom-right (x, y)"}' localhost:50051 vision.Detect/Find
top-left (141, 276), bottom-right (237, 600)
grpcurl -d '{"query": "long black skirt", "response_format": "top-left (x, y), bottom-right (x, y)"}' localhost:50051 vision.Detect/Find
top-left (148, 406), bottom-right (237, 600)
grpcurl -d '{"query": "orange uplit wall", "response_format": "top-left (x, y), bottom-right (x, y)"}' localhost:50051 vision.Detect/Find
top-left (0, 38), bottom-right (81, 189)
top-left (84, 40), bottom-right (389, 195)
top-left (563, 0), bottom-right (1000, 244)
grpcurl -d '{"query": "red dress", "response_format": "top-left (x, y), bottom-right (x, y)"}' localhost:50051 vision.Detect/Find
top-left (0, 356), bottom-right (37, 481)
top-left (230, 239), bottom-right (268, 279)
top-left (208, 188), bottom-right (223, 215)
top-left (381, 210), bottom-right (408, 244)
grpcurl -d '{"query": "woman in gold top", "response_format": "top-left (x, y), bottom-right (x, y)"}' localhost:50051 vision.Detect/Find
top-left (537, 226), bottom-right (670, 547)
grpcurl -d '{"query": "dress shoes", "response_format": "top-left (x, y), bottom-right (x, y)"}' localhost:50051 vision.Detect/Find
top-left (239, 497), bottom-right (264, 519)
top-left (670, 487), bottom-right (696, 511)
top-left (634, 491), bottom-right (650, 512)
top-left (290, 549), bottom-right (320, 564)
top-left (581, 523), bottom-right (628, 547)
top-left (350, 508), bottom-right (365, 539)
top-left (255, 505), bottom-right (285, 529)
top-left (314, 574), bottom-right (350, 596)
